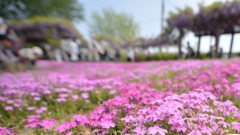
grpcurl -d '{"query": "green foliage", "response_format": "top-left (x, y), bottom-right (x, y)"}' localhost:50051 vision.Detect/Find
top-left (26, 43), bottom-right (35, 48)
top-left (137, 52), bottom-right (147, 62)
top-left (88, 8), bottom-right (140, 43)
top-left (47, 39), bottom-right (61, 47)
top-left (151, 53), bottom-right (161, 61)
top-left (168, 6), bottom-right (194, 20)
top-left (120, 51), bottom-right (128, 62)
top-left (236, 52), bottom-right (240, 57)
top-left (0, 0), bottom-right (84, 21)
top-left (199, 53), bottom-right (209, 59)
top-left (94, 34), bottom-right (122, 45)
top-left (204, 2), bottom-right (223, 13)
top-left (160, 53), bottom-right (178, 60)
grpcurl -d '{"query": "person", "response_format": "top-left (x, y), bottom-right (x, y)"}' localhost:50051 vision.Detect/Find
top-left (218, 48), bottom-right (223, 58)
top-left (80, 47), bottom-right (88, 61)
top-left (147, 50), bottom-right (152, 61)
top-left (186, 42), bottom-right (195, 59)
top-left (0, 24), bottom-right (7, 35)
top-left (98, 47), bottom-right (105, 61)
top-left (115, 49), bottom-right (121, 61)
top-left (127, 50), bottom-right (132, 62)
top-left (69, 39), bottom-right (79, 61)
top-left (18, 46), bottom-right (43, 68)
top-left (0, 34), bottom-right (26, 72)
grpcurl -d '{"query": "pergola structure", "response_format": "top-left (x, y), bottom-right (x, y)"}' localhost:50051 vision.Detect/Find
top-left (192, 1), bottom-right (240, 58)
top-left (8, 22), bottom-right (78, 43)
top-left (165, 1), bottom-right (240, 59)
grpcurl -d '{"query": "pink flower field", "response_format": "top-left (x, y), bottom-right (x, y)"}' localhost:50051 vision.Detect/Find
top-left (1, 60), bottom-right (240, 135)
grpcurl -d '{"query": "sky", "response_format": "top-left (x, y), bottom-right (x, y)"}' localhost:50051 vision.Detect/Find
top-left (75, 0), bottom-right (240, 53)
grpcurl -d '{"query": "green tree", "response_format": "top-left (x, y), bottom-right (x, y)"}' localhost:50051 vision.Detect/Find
top-left (88, 8), bottom-right (140, 43)
top-left (0, 0), bottom-right (84, 21)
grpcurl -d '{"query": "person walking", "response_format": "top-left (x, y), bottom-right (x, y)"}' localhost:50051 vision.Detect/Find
top-left (218, 48), bottom-right (223, 58)
top-left (0, 34), bottom-right (27, 72)
top-left (186, 42), bottom-right (195, 59)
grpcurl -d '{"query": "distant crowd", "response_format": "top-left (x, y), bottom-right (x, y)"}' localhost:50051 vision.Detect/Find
top-left (0, 23), bottom-right (226, 73)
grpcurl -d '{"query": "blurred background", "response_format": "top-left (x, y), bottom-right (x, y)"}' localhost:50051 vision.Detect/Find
top-left (0, 0), bottom-right (240, 72)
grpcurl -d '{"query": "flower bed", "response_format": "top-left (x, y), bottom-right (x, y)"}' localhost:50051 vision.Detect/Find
top-left (1, 60), bottom-right (240, 134)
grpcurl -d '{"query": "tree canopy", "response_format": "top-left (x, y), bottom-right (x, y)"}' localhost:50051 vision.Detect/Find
top-left (0, 0), bottom-right (84, 21)
top-left (88, 8), bottom-right (140, 43)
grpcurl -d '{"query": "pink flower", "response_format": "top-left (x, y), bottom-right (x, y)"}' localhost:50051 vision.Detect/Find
top-left (176, 126), bottom-right (187, 133)
top-left (24, 122), bottom-right (40, 128)
top-left (65, 132), bottom-right (74, 135)
top-left (35, 109), bottom-right (44, 114)
top-left (33, 97), bottom-right (41, 101)
top-left (56, 122), bottom-right (71, 133)
top-left (148, 126), bottom-right (168, 135)
top-left (187, 130), bottom-right (202, 135)
top-left (132, 127), bottom-right (146, 135)
top-left (59, 94), bottom-right (69, 98)
top-left (27, 107), bottom-right (36, 111)
top-left (40, 119), bottom-right (57, 130)
top-left (218, 121), bottom-right (230, 128)
top-left (232, 122), bottom-right (240, 132)
top-left (0, 127), bottom-right (11, 134)
top-left (5, 106), bottom-right (13, 111)
top-left (99, 121), bottom-right (115, 129)
top-left (121, 116), bottom-right (135, 123)
top-left (234, 112), bottom-right (240, 119)
top-left (81, 93), bottom-right (89, 99)
top-left (72, 95), bottom-right (79, 101)
top-left (56, 98), bottom-right (67, 102)
top-left (27, 115), bottom-right (41, 119)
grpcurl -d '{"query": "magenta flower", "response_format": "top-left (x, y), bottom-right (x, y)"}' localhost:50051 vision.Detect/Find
top-left (56, 122), bottom-right (71, 133)
top-left (27, 115), bottom-right (41, 119)
top-left (81, 93), bottom-right (89, 99)
top-left (132, 127), bottom-right (146, 135)
top-left (65, 132), bottom-right (74, 135)
top-left (35, 109), bottom-right (44, 114)
top-left (218, 121), bottom-right (230, 128)
top-left (0, 127), bottom-right (11, 134)
top-left (56, 98), bottom-right (67, 102)
top-left (40, 119), bottom-right (57, 130)
top-left (73, 114), bottom-right (89, 124)
top-left (33, 97), bottom-right (41, 101)
top-left (27, 107), bottom-right (36, 111)
top-left (59, 93), bottom-right (69, 98)
top-left (176, 126), bottom-right (187, 133)
top-left (148, 126), bottom-right (168, 135)
top-left (99, 121), bottom-right (115, 129)
top-left (24, 122), bottom-right (40, 128)
top-left (4, 106), bottom-right (13, 111)
top-left (40, 107), bottom-right (48, 111)
top-left (232, 122), bottom-right (240, 132)
top-left (72, 95), bottom-right (79, 101)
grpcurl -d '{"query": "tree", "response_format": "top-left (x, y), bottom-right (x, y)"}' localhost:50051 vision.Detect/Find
top-left (88, 8), bottom-right (140, 43)
top-left (0, 0), bottom-right (84, 21)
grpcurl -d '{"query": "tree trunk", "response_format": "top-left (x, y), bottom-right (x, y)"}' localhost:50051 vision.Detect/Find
top-left (214, 26), bottom-right (221, 58)
top-left (196, 36), bottom-right (201, 59)
top-left (178, 30), bottom-right (184, 59)
top-left (229, 33), bottom-right (235, 58)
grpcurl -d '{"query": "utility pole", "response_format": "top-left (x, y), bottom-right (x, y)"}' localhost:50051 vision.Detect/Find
top-left (161, 0), bottom-right (164, 34)
top-left (159, 0), bottom-right (164, 51)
